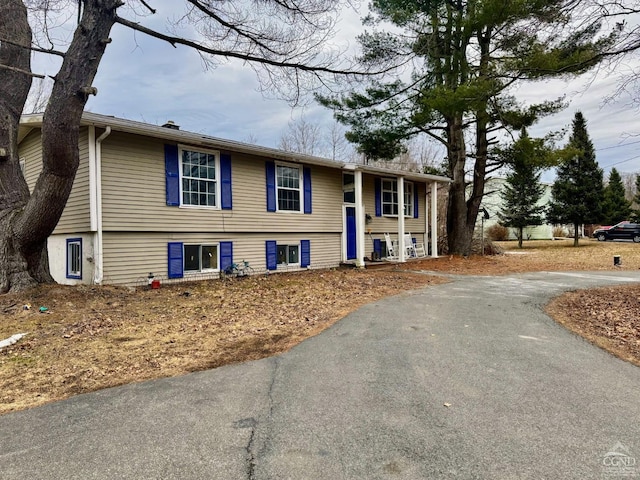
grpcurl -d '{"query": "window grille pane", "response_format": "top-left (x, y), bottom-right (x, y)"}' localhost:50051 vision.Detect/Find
top-left (277, 166), bottom-right (299, 188)
top-left (68, 242), bottom-right (81, 276)
top-left (73, 245), bottom-right (80, 273)
top-left (181, 149), bottom-right (217, 206)
top-left (184, 245), bottom-right (200, 271)
top-left (278, 189), bottom-right (300, 211)
top-left (201, 245), bottom-right (217, 270)
top-left (382, 179), bottom-right (399, 216)
top-left (404, 182), bottom-right (413, 216)
top-left (344, 191), bottom-right (355, 203)
top-left (383, 204), bottom-right (397, 216)
top-left (343, 173), bottom-right (355, 186)
top-left (288, 245), bottom-right (299, 264)
top-left (277, 245), bottom-right (287, 264)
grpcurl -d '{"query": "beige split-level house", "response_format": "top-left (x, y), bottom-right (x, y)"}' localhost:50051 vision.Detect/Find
top-left (18, 112), bottom-right (451, 286)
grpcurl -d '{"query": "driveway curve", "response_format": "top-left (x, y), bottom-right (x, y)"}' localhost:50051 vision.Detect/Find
top-left (1, 271), bottom-right (640, 480)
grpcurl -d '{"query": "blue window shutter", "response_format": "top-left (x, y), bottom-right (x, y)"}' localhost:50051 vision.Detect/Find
top-left (303, 167), bottom-right (312, 214)
top-left (374, 178), bottom-right (381, 217)
top-left (220, 241), bottom-right (233, 271)
top-left (413, 185), bottom-right (419, 218)
top-left (266, 161), bottom-right (276, 212)
top-left (220, 153), bottom-right (233, 210)
top-left (168, 242), bottom-right (183, 278)
top-left (165, 144), bottom-right (180, 206)
top-left (300, 240), bottom-right (311, 267)
top-left (266, 240), bottom-right (277, 270)
top-left (373, 239), bottom-right (381, 257)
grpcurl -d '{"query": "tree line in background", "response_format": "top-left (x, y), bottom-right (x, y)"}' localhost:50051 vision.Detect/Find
top-left (497, 110), bottom-right (640, 248)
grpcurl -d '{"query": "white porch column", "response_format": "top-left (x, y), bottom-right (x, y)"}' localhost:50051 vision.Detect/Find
top-left (424, 184), bottom-right (429, 249)
top-left (398, 176), bottom-right (406, 262)
top-left (430, 181), bottom-right (438, 257)
top-left (354, 170), bottom-right (365, 267)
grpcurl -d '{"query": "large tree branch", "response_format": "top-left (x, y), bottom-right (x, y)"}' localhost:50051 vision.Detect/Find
top-left (115, 15), bottom-right (385, 76)
top-left (0, 63), bottom-right (44, 78)
top-left (0, 36), bottom-right (65, 57)
top-left (185, 0), bottom-right (283, 55)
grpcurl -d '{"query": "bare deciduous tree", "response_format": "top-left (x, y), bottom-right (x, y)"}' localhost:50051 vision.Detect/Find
top-left (0, 0), bottom-right (372, 293)
top-left (278, 115), bottom-right (356, 162)
top-left (278, 116), bottom-right (324, 156)
top-left (23, 76), bottom-right (52, 114)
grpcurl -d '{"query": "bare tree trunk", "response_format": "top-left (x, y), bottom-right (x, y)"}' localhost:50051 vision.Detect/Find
top-left (574, 221), bottom-right (580, 247)
top-left (0, 0), bottom-right (37, 291)
top-left (0, 0), bottom-right (121, 293)
top-left (446, 28), bottom-right (492, 257)
top-left (446, 115), bottom-right (475, 255)
top-left (518, 227), bottom-right (523, 248)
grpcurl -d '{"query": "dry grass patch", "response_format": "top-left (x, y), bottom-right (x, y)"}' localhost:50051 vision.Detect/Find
top-left (402, 239), bottom-right (640, 275)
top-left (0, 269), bottom-right (445, 414)
top-left (547, 284), bottom-right (640, 368)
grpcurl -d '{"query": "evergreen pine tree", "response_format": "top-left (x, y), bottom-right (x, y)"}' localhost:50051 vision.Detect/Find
top-left (547, 112), bottom-right (604, 246)
top-left (601, 168), bottom-right (631, 224)
top-left (498, 130), bottom-right (547, 248)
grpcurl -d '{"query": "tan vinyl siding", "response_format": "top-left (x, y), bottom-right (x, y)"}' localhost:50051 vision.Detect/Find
top-left (363, 174), bottom-right (427, 236)
top-left (100, 132), bottom-right (344, 233)
top-left (102, 232), bottom-right (341, 285)
top-left (19, 128), bottom-right (91, 233)
top-left (55, 128), bottom-right (91, 233)
top-left (20, 130), bottom-right (43, 190)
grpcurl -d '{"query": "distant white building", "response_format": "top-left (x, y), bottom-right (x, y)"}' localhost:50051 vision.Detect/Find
top-left (478, 177), bottom-right (556, 240)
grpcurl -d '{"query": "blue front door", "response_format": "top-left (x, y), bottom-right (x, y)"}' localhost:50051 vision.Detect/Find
top-left (346, 207), bottom-right (357, 260)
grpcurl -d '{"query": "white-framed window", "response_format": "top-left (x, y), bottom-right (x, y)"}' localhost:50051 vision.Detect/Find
top-left (180, 147), bottom-right (219, 208)
top-left (382, 178), bottom-right (413, 217)
top-left (184, 244), bottom-right (218, 273)
top-left (404, 181), bottom-right (414, 217)
top-left (381, 178), bottom-right (397, 216)
top-left (343, 173), bottom-right (355, 204)
top-left (276, 163), bottom-right (302, 212)
top-left (66, 238), bottom-right (82, 279)
top-left (277, 244), bottom-right (299, 265)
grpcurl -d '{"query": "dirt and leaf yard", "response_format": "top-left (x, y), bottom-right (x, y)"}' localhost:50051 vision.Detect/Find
top-left (2, 238), bottom-right (640, 414)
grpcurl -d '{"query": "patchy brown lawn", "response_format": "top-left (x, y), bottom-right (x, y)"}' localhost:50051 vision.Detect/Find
top-left (0, 269), bottom-right (445, 414)
top-left (2, 238), bottom-right (640, 415)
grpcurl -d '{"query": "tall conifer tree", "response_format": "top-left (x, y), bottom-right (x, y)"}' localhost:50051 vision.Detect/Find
top-left (547, 112), bottom-right (603, 246)
top-left (498, 130), bottom-right (547, 248)
top-left (601, 168), bottom-right (631, 225)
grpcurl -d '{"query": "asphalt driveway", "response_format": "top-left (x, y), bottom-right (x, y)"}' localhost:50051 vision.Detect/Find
top-left (1, 271), bottom-right (640, 479)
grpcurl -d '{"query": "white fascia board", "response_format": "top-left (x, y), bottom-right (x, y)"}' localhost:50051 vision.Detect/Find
top-left (354, 164), bottom-right (452, 184)
top-left (20, 112), bottom-right (453, 182)
top-left (78, 112), bottom-right (348, 170)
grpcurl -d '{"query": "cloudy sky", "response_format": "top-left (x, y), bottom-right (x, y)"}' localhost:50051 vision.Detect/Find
top-left (30, 1), bottom-right (640, 180)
